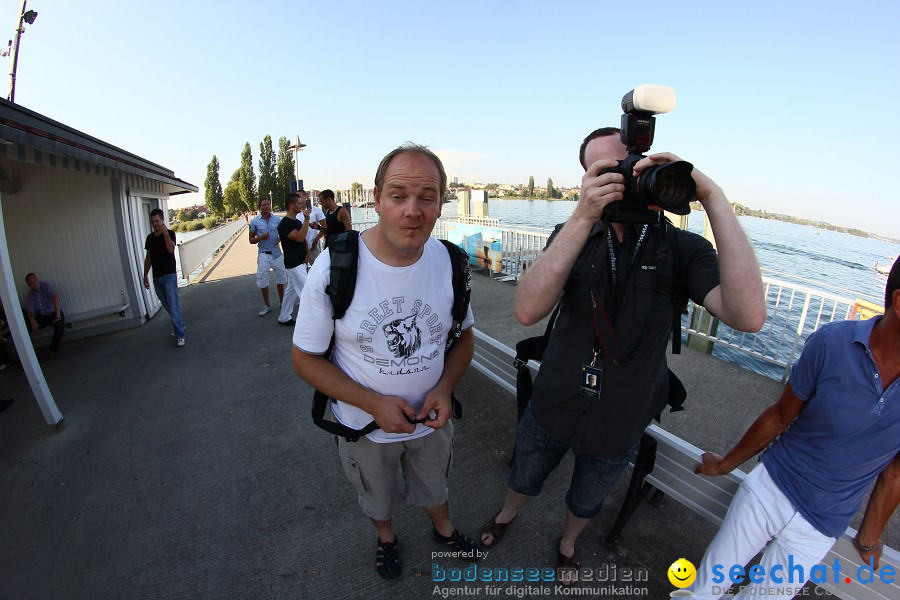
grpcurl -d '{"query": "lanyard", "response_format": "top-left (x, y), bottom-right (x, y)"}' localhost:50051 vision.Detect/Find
top-left (606, 224), bottom-right (648, 285)
top-left (590, 224), bottom-right (649, 365)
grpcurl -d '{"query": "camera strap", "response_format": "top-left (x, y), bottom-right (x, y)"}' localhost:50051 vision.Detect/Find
top-left (590, 224), bottom-right (649, 365)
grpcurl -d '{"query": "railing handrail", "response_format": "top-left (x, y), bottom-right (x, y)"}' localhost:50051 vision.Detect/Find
top-left (177, 219), bottom-right (247, 283)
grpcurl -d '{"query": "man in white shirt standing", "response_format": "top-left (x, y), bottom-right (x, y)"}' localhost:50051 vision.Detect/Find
top-left (292, 143), bottom-right (480, 579)
top-left (305, 191), bottom-right (327, 266)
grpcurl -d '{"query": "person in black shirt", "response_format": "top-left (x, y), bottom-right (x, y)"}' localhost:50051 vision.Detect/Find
top-left (479, 127), bottom-right (767, 584)
top-left (319, 189), bottom-right (352, 248)
top-left (143, 208), bottom-right (185, 347)
top-left (276, 192), bottom-right (311, 326)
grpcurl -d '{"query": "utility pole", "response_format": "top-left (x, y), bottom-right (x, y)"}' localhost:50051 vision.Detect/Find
top-left (288, 135), bottom-right (307, 192)
top-left (7, 0), bottom-right (39, 103)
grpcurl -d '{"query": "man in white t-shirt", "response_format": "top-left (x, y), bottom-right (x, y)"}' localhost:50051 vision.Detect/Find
top-left (304, 193), bottom-right (326, 266)
top-left (292, 143), bottom-right (480, 579)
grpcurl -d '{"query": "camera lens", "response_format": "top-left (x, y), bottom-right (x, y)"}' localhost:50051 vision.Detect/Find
top-left (637, 161), bottom-right (696, 214)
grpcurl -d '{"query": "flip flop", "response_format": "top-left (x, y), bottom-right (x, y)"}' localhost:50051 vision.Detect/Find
top-left (479, 511), bottom-right (515, 548)
top-left (555, 537), bottom-right (580, 586)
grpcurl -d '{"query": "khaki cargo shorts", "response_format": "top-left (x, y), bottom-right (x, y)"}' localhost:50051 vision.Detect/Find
top-left (337, 421), bottom-right (454, 521)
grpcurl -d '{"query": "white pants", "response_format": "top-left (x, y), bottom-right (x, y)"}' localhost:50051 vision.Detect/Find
top-left (691, 463), bottom-right (836, 600)
top-left (256, 253), bottom-right (287, 288)
top-left (278, 265), bottom-right (307, 323)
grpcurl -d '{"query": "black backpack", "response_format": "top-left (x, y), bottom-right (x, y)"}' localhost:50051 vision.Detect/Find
top-left (311, 231), bottom-right (472, 441)
top-left (513, 220), bottom-right (688, 422)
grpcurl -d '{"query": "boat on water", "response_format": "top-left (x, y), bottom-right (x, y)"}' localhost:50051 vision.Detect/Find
top-left (874, 256), bottom-right (896, 275)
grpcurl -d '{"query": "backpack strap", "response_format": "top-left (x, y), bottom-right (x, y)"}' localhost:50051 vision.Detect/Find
top-left (666, 220), bottom-right (687, 355)
top-left (438, 239), bottom-right (472, 354)
top-left (324, 231), bottom-right (360, 319)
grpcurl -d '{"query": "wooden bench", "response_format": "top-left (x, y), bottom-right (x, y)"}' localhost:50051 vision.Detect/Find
top-left (470, 328), bottom-right (900, 600)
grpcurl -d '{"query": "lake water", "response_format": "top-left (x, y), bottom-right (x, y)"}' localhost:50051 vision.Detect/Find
top-left (435, 199), bottom-right (898, 305)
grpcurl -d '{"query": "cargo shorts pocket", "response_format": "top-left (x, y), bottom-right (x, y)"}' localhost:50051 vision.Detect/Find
top-left (444, 431), bottom-right (455, 479)
top-left (339, 452), bottom-right (369, 494)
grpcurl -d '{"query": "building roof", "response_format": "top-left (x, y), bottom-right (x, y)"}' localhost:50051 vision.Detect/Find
top-left (0, 98), bottom-right (197, 195)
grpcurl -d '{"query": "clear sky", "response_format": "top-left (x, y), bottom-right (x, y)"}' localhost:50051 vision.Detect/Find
top-left (8, 0), bottom-right (899, 237)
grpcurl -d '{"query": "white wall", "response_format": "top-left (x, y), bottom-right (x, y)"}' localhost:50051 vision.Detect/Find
top-left (1, 160), bottom-right (129, 317)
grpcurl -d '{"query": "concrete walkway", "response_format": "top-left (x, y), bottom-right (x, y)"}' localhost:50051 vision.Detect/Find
top-left (0, 233), bottom-right (896, 600)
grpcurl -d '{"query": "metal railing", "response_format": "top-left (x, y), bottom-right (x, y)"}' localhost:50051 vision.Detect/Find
top-left (345, 217), bottom-right (873, 381)
top-left (683, 277), bottom-right (863, 382)
top-left (177, 219), bottom-right (247, 283)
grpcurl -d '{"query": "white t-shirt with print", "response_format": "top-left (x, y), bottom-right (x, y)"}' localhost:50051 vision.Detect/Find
top-left (305, 206), bottom-right (326, 248)
top-left (294, 235), bottom-right (474, 443)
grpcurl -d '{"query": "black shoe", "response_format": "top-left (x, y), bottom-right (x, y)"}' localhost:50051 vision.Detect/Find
top-left (376, 534), bottom-right (402, 579)
top-left (0, 398), bottom-right (14, 413)
top-left (278, 319), bottom-right (296, 326)
top-left (432, 528), bottom-right (482, 562)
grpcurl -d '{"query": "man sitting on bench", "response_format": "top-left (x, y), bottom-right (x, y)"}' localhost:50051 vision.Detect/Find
top-left (691, 256), bottom-right (900, 600)
top-left (24, 272), bottom-right (65, 358)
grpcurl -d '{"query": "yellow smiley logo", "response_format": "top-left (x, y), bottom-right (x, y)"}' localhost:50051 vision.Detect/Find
top-left (667, 558), bottom-right (696, 588)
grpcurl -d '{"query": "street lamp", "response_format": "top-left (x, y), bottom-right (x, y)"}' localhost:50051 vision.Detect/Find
top-left (287, 134), bottom-right (307, 192)
top-left (7, 1), bottom-right (38, 103)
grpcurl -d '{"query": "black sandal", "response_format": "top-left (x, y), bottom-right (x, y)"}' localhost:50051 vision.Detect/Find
top-left (432, 528), bottom-right (481, 562)
top-left (376, 534), bottom-right (402, 579)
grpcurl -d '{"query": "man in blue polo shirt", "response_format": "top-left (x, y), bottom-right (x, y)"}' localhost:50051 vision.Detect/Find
top-left (249, 196), bottom-right (286, 316)
top-left (24, 272), bottom-right (65, 357)
top-left (691, 256), bottom-right (900, 600)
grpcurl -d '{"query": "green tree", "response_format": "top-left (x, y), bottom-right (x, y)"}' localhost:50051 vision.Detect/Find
top-left (526, 176), bottom-right (534, 198)
top-left (546, 177), bottom-right (554, 199)
top-left (276, 136), bottom-right (296, 206)
top-left (224, 169), bottom-right (244, 216)
top-left (258, 135), bottom-right (278, 209)
top-left (238, 142), bottom-right (257, 212)
top-left (351, 181), bottom-right (363, 204)
top-left (176, 209), bottom-right (190, 223)
top-left (204, 155), bottom-right (225, 216)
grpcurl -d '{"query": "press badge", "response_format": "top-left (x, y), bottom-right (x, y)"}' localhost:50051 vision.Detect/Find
top-left (580, 365), bottom-right (603, 398)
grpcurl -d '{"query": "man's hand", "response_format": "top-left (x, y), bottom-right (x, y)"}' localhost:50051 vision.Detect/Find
top-left (29, 318), bottom-right (38, 332)
top-left (574, 158), bottom-right (626, 224)
top-left (257, 231), bottom-right (270, 241)
top-left (303, 208), bottom-right (312, 220)
top-left (695, 452), bottom-right (731, 476)
top-left (418, 388), bottom-right (453, 429)
top-left (632, 152), bottom-right (722, 206)
top-left (143, 275), bottom-right (150, 290)
top-left (369, 394), bottom-right (417, 434)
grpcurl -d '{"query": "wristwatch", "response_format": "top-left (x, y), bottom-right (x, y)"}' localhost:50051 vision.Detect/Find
top-left (852, 536), bottom-right (881, 553)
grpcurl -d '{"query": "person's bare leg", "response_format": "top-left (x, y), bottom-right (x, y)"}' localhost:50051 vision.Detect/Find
top-left (277, 283), bottom-right (285, 304)
top-left (558, 506), bottom-right (589, 585)
top-left (481, 487), bottom-right (531, 545)
top-left (261, 287), bottom-right (270, 307)
top-left (423, 502), bottom-right (454, 537)
top-left (372, 518), bottom-right (395, 543)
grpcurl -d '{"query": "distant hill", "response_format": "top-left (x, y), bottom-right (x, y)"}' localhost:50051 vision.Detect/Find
top-left (689, 201), bottom-right (899, 244)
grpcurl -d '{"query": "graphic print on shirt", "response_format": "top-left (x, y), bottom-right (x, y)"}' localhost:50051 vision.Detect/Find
top-left (356, 297), bottom-right (443, 376)
top-left (384, 313), bottom-right (421, 358)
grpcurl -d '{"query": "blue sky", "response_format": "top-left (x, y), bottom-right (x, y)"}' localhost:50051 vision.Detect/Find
top-left (9, 1), bottom-right (899, 237)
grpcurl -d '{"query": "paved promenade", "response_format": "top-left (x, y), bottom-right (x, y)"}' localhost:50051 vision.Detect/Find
top-left (0, 231), bottom-right (896, 599)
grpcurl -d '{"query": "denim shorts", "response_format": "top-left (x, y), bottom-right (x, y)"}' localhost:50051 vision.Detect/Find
top-left (508, 404), bottom-right (637, 519)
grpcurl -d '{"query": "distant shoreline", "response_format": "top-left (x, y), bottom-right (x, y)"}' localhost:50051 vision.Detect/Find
top-left (451, 196), bottom-right (898, 244)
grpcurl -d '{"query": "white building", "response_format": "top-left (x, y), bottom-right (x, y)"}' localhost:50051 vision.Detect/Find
top-left (0, 99), bottom-right (197, 425)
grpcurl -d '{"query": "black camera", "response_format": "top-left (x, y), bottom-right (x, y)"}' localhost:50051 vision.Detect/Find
top-left (600, 85), bottom-right (696, 224)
